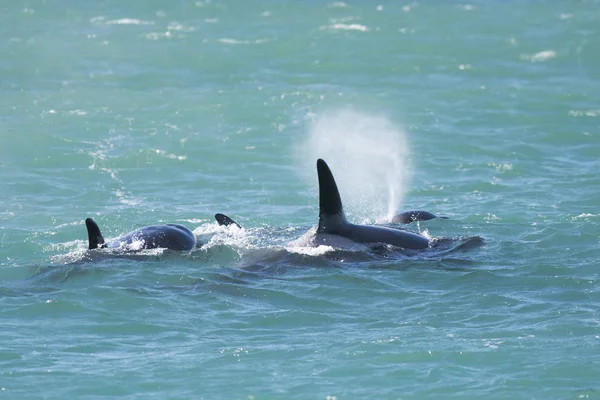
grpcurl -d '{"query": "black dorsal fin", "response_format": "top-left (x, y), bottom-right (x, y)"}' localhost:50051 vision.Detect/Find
top-left (85, 218), bottom-right (106, 250)
top-left (391, 210), bottom-right (449, 224)
top-left (215, 213), bottom-right (241, 228)
top-left (317, 159), bottom-right (347, 232)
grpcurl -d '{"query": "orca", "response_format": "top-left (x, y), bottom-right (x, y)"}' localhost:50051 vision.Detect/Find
top-left (316, 159), bottom-right (430, 250)
top-left (215, 213), bottom-right (241, 229)
top-left (391, 210), bottom-right (447, 224)
top-left (85, 218), bottom-right (197, 251)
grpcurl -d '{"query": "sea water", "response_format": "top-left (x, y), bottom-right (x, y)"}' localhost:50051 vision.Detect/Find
top-left (1, 1), bottom-right (599, 398)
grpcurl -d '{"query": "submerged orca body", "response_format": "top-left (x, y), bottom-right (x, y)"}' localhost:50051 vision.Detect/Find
top-left (316, 159), bottom-right (430, 250)
top-left (391, 210), bottom-right (447, 224)
top-left (85, 218), bottom-right (197, 251)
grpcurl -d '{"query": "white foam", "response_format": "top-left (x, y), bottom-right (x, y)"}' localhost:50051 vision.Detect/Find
top-left (106, 18), bottom-right (154, 25)
top-left (285, 244), bottom-right (335, 256)
top-left (91, 16), bottom-right (154, 25)
top-left (521, 50), bottom-right (556, 62)
top-left (217, 38), bottom-right (269, 45)
top-left (568, 109), bottom-right (600, 117)
top-left (151, 148), bottom-right (187, 161)
top-left (322, 24), bottom-right (369, 32)
top-left (195, 222), bottom-right (252, 252)
top-left (572, 213), bottom-right (597, 221)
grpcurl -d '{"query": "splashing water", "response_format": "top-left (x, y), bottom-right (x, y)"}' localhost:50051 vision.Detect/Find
top-left (296, 109), bottom-right (412, 222)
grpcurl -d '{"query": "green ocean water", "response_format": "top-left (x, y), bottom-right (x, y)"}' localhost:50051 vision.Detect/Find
top-left (1, 0), bottom-right (600, 398)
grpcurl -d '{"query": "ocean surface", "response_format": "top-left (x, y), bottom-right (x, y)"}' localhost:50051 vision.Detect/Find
top-left (1, 1), bottom-right (599, 398)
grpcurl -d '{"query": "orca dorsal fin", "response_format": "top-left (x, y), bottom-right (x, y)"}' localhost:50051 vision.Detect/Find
top-left (85, 218), bottom-right (106, 250)
top-left (215, 213), bottom-right (241, 228)
top-left (316, 158), bottom-right (347, 233)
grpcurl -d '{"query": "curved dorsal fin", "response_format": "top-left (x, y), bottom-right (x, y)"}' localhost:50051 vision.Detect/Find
top-left (317, 159), bottom-right (347, 232)
top-left (85, 218), bottom-right (106, 249)
top-left (392, 210), bottom-right (446, 224)
top-left (214, 213), bottom-right (241, 228)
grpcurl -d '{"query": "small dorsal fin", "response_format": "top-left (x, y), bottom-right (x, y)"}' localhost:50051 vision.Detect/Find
top-left (391, 211), bottom-right (448, 224)
top-left (316, 159), bottom-right (347, 232)
top-left (215, 213), bottom-right (241, 228)
top-left (85, 218), bottom-right (106, 249)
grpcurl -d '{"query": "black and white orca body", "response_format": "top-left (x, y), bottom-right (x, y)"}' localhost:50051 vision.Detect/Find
top-left (316, 159), bottom-right (430, 250)
top-left (85, 218), bottom-right (197, 251)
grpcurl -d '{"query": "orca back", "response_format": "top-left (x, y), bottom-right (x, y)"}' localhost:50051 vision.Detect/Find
top-left (392, 210), bottom-right (446, 224)
top-left (109, 224), bottom-right (196, 251)
top-left (85, 218), bottom-right (196, 251)
top-left (315, 159), bottom-right (430, 250)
